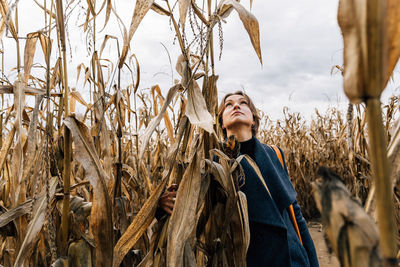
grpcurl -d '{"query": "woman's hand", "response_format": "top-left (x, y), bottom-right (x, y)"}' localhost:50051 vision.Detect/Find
top-left (159, 184), bottom-right (178, 215)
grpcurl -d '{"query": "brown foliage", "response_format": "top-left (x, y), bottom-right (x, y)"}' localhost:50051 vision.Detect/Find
top-left (0, 1), bottom-right (399, 266)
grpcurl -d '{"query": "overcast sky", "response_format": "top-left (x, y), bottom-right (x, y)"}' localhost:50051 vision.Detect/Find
top-left (2, 0), bottom-right (400, 121)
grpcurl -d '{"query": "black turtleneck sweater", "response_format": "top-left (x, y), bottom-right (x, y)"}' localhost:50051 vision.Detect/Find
top-left (240, 136), bottom-right (256, 160)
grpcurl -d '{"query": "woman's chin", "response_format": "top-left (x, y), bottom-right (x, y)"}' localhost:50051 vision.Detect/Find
top-left (226, 122), bottom-right (252, 132)
top-left (229, 118), bottom-right (252, 127)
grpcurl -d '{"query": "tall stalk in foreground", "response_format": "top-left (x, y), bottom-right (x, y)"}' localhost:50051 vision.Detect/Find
top-left (55, 0), bottom-right (71, 256)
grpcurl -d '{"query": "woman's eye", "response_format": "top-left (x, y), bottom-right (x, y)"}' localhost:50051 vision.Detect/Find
top-left (225, 103), bottom-right (232, 107)
top-left (241, 101), bottom-right (248, 105)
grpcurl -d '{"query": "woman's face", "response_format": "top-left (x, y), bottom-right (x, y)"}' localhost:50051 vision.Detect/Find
top-left (222, 94), bottom-right (254, 134)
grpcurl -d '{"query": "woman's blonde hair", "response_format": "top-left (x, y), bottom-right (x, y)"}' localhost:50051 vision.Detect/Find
top-left (217, 91), bottom-right (260, 139)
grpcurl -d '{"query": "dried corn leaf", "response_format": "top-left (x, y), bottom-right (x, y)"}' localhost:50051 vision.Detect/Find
top-left (205, 75), bottom-right (219, 115)
top-left (93, 52), bottom-right (105, 95)
top-left (14, 178), bottom-right (58, 267)
top-left (204, 158), bottom-right (229, 191)
top-left (185, 80), bottom-right (214, 133)
top-left (151, 2), bottom-right (171, 16)
top-left (313, 169), bottom-right (380, 267)
top-left (70, 90), bottom-right (89, 108)
top-left (167, 147), bottom-right (201, 267)
top-left (338, 0), bottom-right (400, 102)
top-left (23, 32), bottom-right (39, 85)
top-left (99, 35), bottom-right (118, 57)
top-left (76, 63), bottom-right (86, 82)
top-left (217, 0), bottom-right (262, 64)
top-left (113, 176), bottom-right (168, 267)
top-left (82, 0), bottom-right (108, 31)
top-left (164, 110), bottom-right (174, 143)
top-left (50, 57), bottom-right (61, 90)
top-left (38, 33), bottom-right (51, 61)
top-left (178, 0), bottom-right (191, 28)
top-left (213, 152), bottom-right (249, 264)
top-left (12, 80), bottom-right (25, 206)
top-left (206, 152), bottom-right (250, 265)
top-left (0, 0), bottom-right (18, 40)
top-left (119, 0), bottom-right (155, 68)
top-left (55, 0), bottom-right (66, 47)
top-left (191, 2), bottom-right (208, 26)
top-left (70, 94), bottom-right (76, 113)
top-left (92, 53), bottom-right (113, 182)
top-left (175, 54), bottom-right (186, 78)
top-left (139, 83), bottom-right (180, 159)
top-left (0, 14), bottom-right (5, 38)
top-left (0, 199), bottom-right (31, 228)
top-left (153, 85), bottom-right (174, 142)
top-left (130, 53), bottom-right (141, 93)
top-left (52, 258), bottom-right (69, 266)
top-left (22, 95), bottom-right (43, 181)
top-left (86, 0), bottom-right (96, 16)
top-left (110, 5), bottom-right (128, 50)
top-left (151, 86), bottom-right (160, 116)
top-left (64, 116), bottom-right (113, 266)
top-left (103, 0), bottom-right (112, 30)
top-left (114, 117), bottom-right (189, 266)
top-left (0, 126), bottom-right (15, 174)
top-left (68, 239), bottom-right (92, 266)
top-left (137, 248), bottom-right (155, 267)
top-left (183, 240), bottom-right (196, 267)
top-left (115, 90), bottom-right (126, 128)
top-left (230, 190), bottom-right (250, 264)
top-left (337, 0), bottom-right (372, 102)
top-left (385, 0), bottom-right (400, 86)
top-left (83, 10), bottom-right (90, 32)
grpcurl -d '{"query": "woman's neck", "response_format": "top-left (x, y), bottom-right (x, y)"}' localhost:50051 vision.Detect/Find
top-left (226, 128), bottom-right (253, 142)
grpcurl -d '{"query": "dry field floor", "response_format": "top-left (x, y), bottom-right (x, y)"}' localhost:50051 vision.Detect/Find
top-left (308, 222), bottom-right (340, 267)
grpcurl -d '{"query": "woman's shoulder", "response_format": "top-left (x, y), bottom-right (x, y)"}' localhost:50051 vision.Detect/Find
top-left (259, 141), bottom-right (282, 155)
top-left (258, 142), bottom-right (287, 171)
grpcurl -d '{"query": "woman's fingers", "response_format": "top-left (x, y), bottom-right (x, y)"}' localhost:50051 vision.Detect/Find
top-left (167, 184), bottom-right (178, 192)
top-left (164, 207), bottom-right (173, 215)
top-left (160, 191), bottom-right (176, 200)
top-left (161, 200), bottom-right (174, 214)
top-left (158, 184), bottom-right (179, 215)
top-left (163, 201), bottom-right (174, 209)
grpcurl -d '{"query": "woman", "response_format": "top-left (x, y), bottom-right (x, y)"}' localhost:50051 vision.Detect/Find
top-left (160, 91), bottom-right (319, 266)
top-left (217, 91), bottom-right (318, 267)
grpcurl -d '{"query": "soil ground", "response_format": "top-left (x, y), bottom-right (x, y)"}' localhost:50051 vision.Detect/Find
top-left (308, 221), bottom-right (340, 267)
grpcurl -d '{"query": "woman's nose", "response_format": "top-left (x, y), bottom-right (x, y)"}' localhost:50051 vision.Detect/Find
top-left (233, 102), bottom-right (240, 109)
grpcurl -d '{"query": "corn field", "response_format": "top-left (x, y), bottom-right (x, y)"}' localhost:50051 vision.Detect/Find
top-left (0, 0), bottom-right (399, 266)
top-left (260, 97), bottom-right (399, 218)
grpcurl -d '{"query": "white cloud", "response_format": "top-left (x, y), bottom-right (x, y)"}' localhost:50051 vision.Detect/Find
top-left (2, 0), bottom-right (399, 122)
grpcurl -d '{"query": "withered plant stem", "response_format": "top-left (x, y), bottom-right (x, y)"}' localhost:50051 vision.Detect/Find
top-left (366, 98), bottom-right (398, 266)
top-left (165, 0), bottom-right (186, 59)
top-left (45, 0), bottom-right (57, 261)
top-left (15, 4), bottom-right (21, 80)
top-left (56, 0), bottom-right (72, 256)
top-left (133, 91), bottom-right (141, 193)
top-left (93, 0), bottom-right (96, 52)
top-left (1, 41), bottom-right (4, 89)
top-left (207, 0), bottom-right (215, 76)
top-left (0, 113), bottom-right (3, 148)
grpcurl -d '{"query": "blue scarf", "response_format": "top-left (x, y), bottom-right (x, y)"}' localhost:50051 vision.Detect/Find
top-left (240, 138), bottom-right (297, 228)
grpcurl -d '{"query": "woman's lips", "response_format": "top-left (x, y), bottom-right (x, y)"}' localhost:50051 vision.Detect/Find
top-left (232, 111), bottom-right (243, 116)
